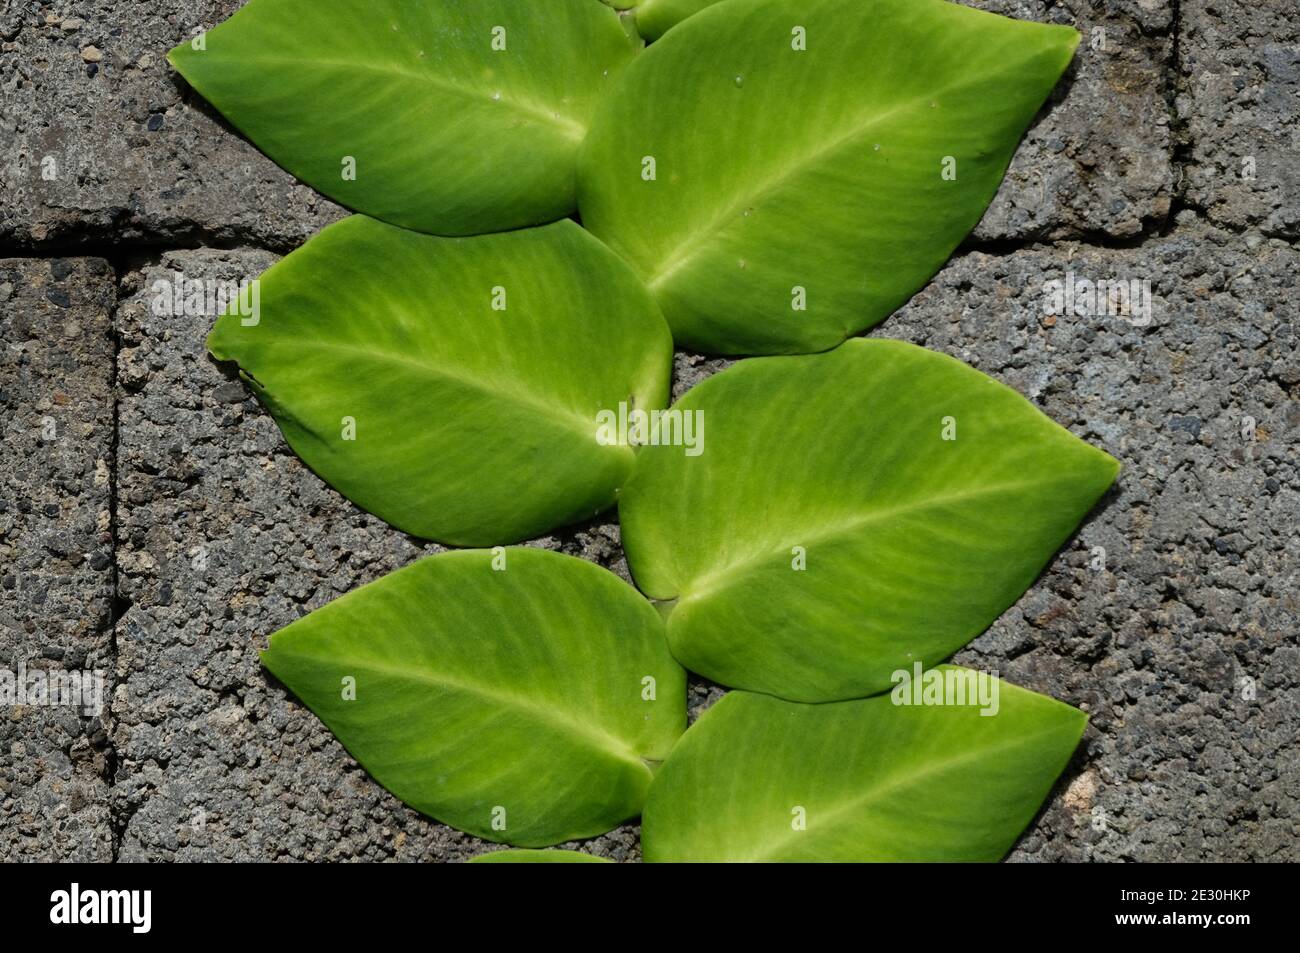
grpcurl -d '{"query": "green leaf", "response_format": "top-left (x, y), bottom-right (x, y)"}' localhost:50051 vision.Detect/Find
top-left (578, 0), bottom-right (1079, 354)
top-left (209, 215), bottom-right (672, 546)
top-left (620, 339), bottom-right (1119, 702)
top-left (262, 548), bottom-right (686, 847)
top-left (634, 0), bottom-right (722, 42)
top-left (168, 0), bottom-right (637, 236)
top-left (642, 675), bottom-right (1087, 862)
top-left (469, 849), bottom-right (612, 864)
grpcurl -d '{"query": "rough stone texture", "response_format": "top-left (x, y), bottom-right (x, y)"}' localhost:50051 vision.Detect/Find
top-left (0, 257), bottom-right (116, 860)
top-left (967, 0), bottom-right (1175, 241)
top-left (1, 1), bottom-right (1296, 862)
top-left (0, 1), bottom-right (344, 250)
top-left (1179, 0), bottom-right (1300, 239)
top-left (881, 221), bottom-right (1299, 860)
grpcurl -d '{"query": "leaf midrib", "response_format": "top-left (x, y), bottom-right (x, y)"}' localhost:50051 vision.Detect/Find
top-left (276, 646), bottom-right (649, 773)
top-left (641, 71), bottom-right (1010, 292)
top-left (740, 722), bottom-right (1070, 862)
top-left (676, 476), bottom-right (1070, 604)
top-left (272, 336), bottom-right (627, 455)
top-left (233, 53), bottom-right (587, 142)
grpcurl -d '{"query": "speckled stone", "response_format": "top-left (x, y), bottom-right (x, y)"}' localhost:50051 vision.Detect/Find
top-left (0, 257), bottom-right (116, 860)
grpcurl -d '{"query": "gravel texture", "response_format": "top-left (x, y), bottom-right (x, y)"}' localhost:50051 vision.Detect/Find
top-left (1, 0), bottom-right (1296, 862)
top-left (0, 256), bottom-right (116, 860)
top-left (1179, 0), bottom-right (1300, 240)
top-left (966, 0), bottom-right (1176, 241)
top-left (0, 1), bottom-right (344, 250)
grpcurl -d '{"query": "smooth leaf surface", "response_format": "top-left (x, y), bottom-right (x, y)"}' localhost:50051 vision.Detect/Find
top-left (620, 339), bottom-right (1119, 702)
top-left (262, 548), bottom-right (686, 847)
top-left (470, 850), bottom-right (612, 864)
top-left (642, 676), bottom-right (1087, 861)
top-left (209, 215), bottom-right (672, 546)
top-left (170, 0), bottom-right (637, 235)
top-left (579, 0), bottom-right (1079, 353)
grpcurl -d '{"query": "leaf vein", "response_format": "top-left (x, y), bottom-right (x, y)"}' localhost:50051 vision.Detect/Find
top-left (236, 54), bottom-right (587, 142)
top-left (642, 72), bottom-right (1013, 292)
top-left (275, 647), bottom-right (647, 771)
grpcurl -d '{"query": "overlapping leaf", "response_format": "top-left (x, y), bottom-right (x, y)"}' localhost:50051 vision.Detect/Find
top-left (620, 340), bottom-right (1119, 702)
top-left (579, 0), bottom-right (1079, 353)
top-left (170, 0), bottom-right (638, 235)
top-left (631, 0), bottom-right (722, 41)
top-left (642, 675), bottom-right (1087, 861)
top-left (262, 548), bottom-right (686, 847)
top-left (209, 215), bottom-right (672, 546)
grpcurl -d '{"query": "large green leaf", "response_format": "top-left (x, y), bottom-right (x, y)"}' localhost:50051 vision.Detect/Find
top-left (642, 676), bottom-right (1087, 862)
top-left (620, 340), bottom-right (1119, 702)
top-left (169, 0), bottom-right (637, 236)
top-left (209, 215), bottom-right (672, 546)
top-left (262, 548), bottom-right (686, 847)
top-left (469, 850), bottom-right (612, 864)
top-left (579, 0), bottom-right (1079, 354)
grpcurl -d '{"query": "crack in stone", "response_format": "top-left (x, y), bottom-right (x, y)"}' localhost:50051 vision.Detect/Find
top-left (103, 253), bottom-right (129, 862)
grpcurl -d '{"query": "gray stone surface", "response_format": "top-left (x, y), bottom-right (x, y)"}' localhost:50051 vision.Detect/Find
top-left (0, 1), bottom-right (344, 250)
top-left (0, 0), bottom-right (1296, 863)
top-left (967, 0), bottom-right (1175, 241)
top-left (1179, 0), bottom-right (1300, 238)
top-left (0, 256), bottom-right (116, 860)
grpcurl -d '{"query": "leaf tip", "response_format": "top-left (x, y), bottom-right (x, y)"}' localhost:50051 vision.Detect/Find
top-left (1089, 446), bottom-right (1123, 499)
top-left (1103, 450), bottom-right (1123, 482)
top-left (257, 645), bottom-right (281, 683)
top-left (1050, 23), bottom-right (1084, 72)
top-left (164, 39), bottom-right (197, 78)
